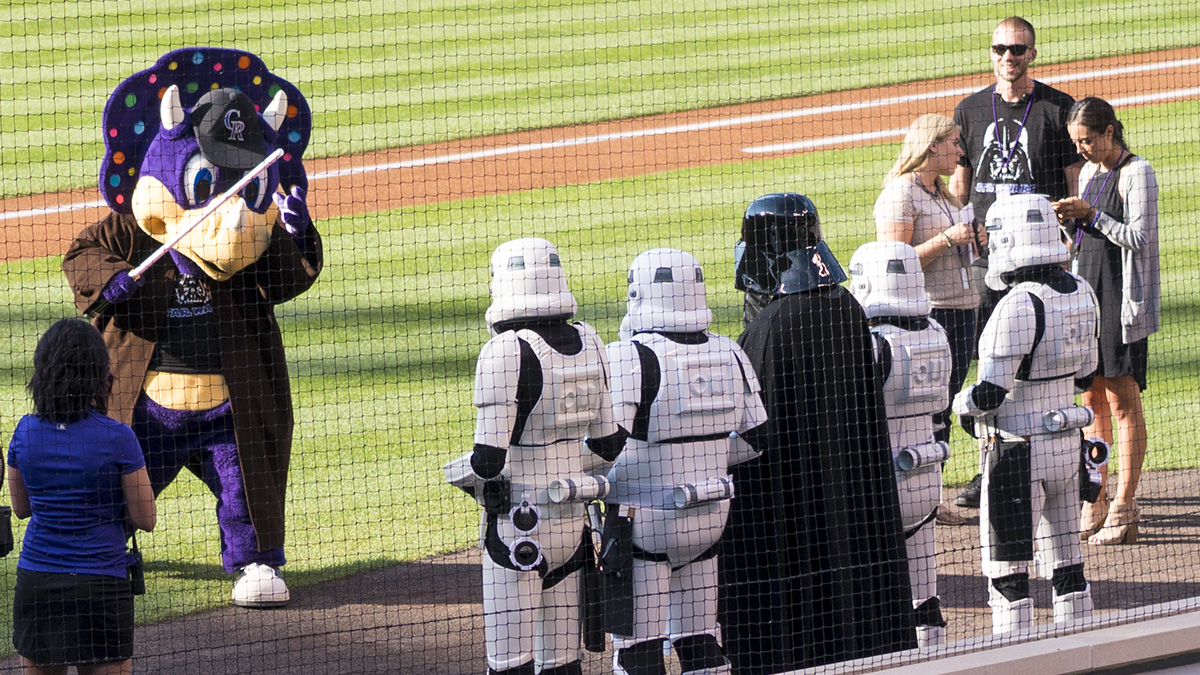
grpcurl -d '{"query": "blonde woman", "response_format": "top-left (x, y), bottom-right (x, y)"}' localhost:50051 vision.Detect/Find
top-left (874, 114), bottom-right (985, 523)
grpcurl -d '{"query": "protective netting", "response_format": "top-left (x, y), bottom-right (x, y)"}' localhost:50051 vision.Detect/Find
top-left (1, 3), bottom-right (1199, 674)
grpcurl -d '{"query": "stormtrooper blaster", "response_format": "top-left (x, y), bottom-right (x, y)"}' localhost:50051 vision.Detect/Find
top-left (444, 452), bottom-right (611, 505)
top-left (672, 476), bottom-right (735, 508)
top-left (1042, 405), bottom-right (1094, 434)
top-left (894, 441), bottom-right (951, 472)
top-left (1080, 436), bottom-right (1110, 504)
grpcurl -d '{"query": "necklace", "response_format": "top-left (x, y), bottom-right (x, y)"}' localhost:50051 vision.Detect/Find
top-left (991, 85), bottom-right (1036, 169)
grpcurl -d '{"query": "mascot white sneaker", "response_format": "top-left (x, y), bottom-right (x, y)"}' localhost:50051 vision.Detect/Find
top-left (232, 563), bottom-right (291, 608)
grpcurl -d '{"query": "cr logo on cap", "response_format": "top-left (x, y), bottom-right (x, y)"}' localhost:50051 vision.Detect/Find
top-left (224, 109), bottom-right (245, 142)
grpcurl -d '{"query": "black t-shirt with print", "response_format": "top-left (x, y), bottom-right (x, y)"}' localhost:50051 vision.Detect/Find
top-left (954, 80), bottom-right (1080, 222)
top-left (148, 273), bottom-right (222, 374)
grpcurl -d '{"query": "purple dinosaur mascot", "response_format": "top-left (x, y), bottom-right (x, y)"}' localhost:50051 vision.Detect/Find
top-left (62, 48), bottom-right (322, 608)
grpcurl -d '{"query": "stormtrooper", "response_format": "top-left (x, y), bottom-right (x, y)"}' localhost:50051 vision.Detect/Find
top-left (849, 241), bottom-right (953, 650)
top-left (446, 238), bottom-right (628, 675)
top-left (603, 249), bottom-right (767, 675)
top-left (952, 193), bottom-right (1100, 635)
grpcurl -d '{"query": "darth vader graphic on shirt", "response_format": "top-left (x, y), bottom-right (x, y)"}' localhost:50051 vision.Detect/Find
top-left (974, 121), bottom-right (1035, 197)
top-left (169, 274), bottom-right (213, 318)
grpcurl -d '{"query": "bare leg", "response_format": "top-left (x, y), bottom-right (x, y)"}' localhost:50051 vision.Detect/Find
top-left (1103, 375), bottom-right (1147, 505)
top-left (1082, 381), bottom-right (1116, 502)
top-left (19, 658), bottom-right (66, 675)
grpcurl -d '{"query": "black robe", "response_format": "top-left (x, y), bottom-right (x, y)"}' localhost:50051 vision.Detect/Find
top-left (718, 285), bottom-right (916, 674)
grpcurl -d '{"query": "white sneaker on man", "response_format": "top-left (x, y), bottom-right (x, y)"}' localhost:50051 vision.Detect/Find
top-left (232, 563), bottom-right (290, 608)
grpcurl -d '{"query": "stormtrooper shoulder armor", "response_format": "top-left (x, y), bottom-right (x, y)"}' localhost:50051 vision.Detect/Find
top-left (978, 290), bottom-right (1041, 361)
top-left (605, 339), bottom-right (645, 433)
top-left (473, 332), bottom-right (523, 449)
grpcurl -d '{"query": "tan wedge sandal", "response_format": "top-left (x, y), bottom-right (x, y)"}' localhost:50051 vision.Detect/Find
top-left (1088, 500), bottom-right (1140, 546)
top-left (1080, 495), bottom-right (1109, 540)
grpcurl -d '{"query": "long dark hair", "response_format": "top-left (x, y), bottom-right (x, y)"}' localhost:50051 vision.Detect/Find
top-left (27, 318), bottom-right (111, 423)
top-left (1067, 96), bottom-right (1128, 151)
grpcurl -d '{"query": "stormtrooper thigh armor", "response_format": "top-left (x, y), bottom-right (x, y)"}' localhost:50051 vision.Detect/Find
top-left (606, 330), bottom-right (766, 675)
top-left (613, 495), bottom-right (729, 675)
top-left (483, 497), bottom-right (587, 673)
top-left (980, 430), bottom-right (1089, 633)
top-left (897, 462), bottom-right (942, 642)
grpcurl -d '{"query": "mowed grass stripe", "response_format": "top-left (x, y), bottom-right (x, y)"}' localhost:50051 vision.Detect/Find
top-left (4, 0), bottom-right (1200, 196)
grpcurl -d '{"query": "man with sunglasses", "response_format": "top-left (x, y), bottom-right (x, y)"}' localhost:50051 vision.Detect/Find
top-left (949, 16), bottom-right (1082, 510)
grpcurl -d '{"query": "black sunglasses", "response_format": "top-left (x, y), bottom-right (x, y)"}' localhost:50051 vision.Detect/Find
top-left (991, 44), bottom-right (1030, 56)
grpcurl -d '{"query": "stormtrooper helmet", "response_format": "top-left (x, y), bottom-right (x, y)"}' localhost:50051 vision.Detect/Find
top-left (622, 248), bottom-right (713, 338)
top-left (485, 238), bottom-right (577, 329)
top-left (736, 192), bottom-right (847, 296)
top-left (848, 240), bottom-right (931, 319)
top-left (983, 193), bottom-right (1069, 291)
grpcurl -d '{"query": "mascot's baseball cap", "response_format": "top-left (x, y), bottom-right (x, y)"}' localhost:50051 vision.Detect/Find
top-left (191, 88), bottom-right (268, 169)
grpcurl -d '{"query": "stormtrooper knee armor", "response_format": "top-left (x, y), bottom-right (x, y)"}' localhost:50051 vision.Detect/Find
top-left (850, 241), bottom-right (952, 649)
top-left (606, 249), bottom-right (768, 675)
top-left (454, 238), bottom-right (627, 675)
top-left (953, 195), bottom-right (1100, 635)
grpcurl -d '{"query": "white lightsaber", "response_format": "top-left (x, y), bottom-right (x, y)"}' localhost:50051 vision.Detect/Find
top-left (129, 148), bottom-right (285, 280)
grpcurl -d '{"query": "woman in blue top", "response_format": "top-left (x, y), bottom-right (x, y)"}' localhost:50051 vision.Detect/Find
top-left (7, 318), bottom-right (156, 675)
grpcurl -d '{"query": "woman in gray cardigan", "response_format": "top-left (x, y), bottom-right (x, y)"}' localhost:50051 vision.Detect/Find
top-left (1053, 97), bottom-right (1160, 545)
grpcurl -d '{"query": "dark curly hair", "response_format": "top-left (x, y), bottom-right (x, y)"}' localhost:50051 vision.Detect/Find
top-left (27, 318), bottom-right (111, 423)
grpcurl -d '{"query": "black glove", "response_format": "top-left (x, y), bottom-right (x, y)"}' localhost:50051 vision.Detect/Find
top-left (959, 414), bottom-right (978, 439)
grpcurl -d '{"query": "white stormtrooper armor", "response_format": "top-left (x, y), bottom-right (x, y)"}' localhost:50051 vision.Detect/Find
top-left (953, 194), bottom-right (1100, 635)
top-left (604, 249), bottom-right (767, 675)
top-left (847, 240), bottom-right (931, 320)
top-left (466, 238), bottom-right (624, 675)
top-left (485, 237), bottom-right (578, 330)
top-left (850, 241), bottom-right (952, 649)
top-left (983, 193), bottom-right (1071, 293)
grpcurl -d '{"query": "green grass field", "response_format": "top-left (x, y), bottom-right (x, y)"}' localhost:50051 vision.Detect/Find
top-left (2, 0), bottom-right (1200, 197)
top-left (0, 0), bottom-right (1198, 651)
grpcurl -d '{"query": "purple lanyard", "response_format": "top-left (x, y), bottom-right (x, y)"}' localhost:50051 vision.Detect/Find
top-left (991, 85), bottom-right (1035, 169)
top-left (1074, 150), bottom-right (1127, 249)
top-left (913, 174), bottom-right (966, 261)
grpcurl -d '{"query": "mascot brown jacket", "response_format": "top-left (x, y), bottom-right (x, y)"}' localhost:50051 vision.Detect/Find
top-left (63, 211), bottom-right (323, 552)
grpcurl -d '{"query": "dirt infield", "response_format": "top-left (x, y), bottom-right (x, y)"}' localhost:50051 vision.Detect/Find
top-left (1, 469), bottom-right (1194, 674)
top-left (3, 46), bottom-right (1199, 262)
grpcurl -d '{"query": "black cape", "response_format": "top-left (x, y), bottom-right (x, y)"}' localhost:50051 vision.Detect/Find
top-left (718, 286), bottom-right (916, 674)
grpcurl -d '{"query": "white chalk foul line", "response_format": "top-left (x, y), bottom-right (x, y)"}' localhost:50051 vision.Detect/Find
top-left (741, 84), bottom-right (1200, 155)
top-left (4, 57), bottom-right (1199, 222)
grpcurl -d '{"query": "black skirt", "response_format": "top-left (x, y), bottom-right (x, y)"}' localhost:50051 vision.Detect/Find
top-left (1077, 229), bottom-right (1149, 391)
top-left (12, 568), bottom-right (135, 665)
